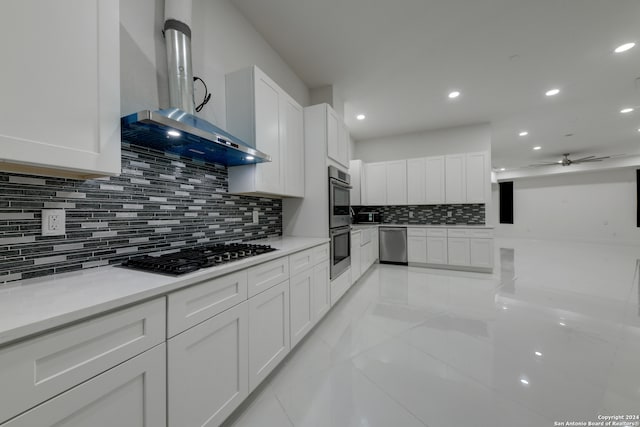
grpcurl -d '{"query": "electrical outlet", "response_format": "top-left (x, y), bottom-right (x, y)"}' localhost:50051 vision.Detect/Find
top-left (42, 209), bottom-right (66, 236)
top-left (447, 211), bottom-right (453, 218)
top-left (252, 210), bottom-right (259, 224)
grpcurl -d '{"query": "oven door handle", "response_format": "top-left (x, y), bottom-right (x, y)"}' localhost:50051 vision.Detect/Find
top-left (330, 226), bottom-right (351, 236)
top-left (329, 177), bottom-right (353, 190)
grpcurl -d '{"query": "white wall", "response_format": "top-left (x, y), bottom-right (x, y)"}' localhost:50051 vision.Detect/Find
top-left (493, 168), bottom-right (640, 244)
top-left (120, 0), bottom-right (309, 129)
top-left (353, 123), bottom-right (491, 163)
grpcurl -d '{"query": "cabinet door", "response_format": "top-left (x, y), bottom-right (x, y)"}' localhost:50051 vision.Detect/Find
top-left (360, 241), bottom-right (371, 274)
top-left (248, 281), bottom-right (290, 391)
top-left (327, 106), bottom-right (340, 163)
top-left (426, 236), bottom-right (448, 264)
top-left (470, 238), bottom-right (494, 268)
top-left (386, 160), bottom-right (408, 205)
top-left (407, 236), bottom-right (428, 263)
top-left (407, 158), bottom-right (427, 204)
top-left (254, 70), bottom-right (284, 194)
top-left (312, 261), bottom-right (330, 322)
top-left (425, 156), bottom-right (446, 204)
top-left (447, 237), bottom-right (470, 266)
top-left (0, 0), bottom-right (120, 178)
top-left (372, 228), bottom-right (379, 262)
top-left (168, 303), bottom-right (248, 427)
top-left (465, 152), bottom-right (486, 203)
top-left (290, 269), bottom-right (314, 348)
top-left (349, 160), bottom-right (362, 205)
top-left (282, 95), bottom-right (305, 197)
top-left (351, 232), bottom-right (362, 283)
top-left (365, 163), bottom-right (387, 205)
top-left (337, 122), bottom-right (350, 168)
top-left (445, 154), bottom-right (466, 203)
top-left (3, 345), bottom-right (166, 427)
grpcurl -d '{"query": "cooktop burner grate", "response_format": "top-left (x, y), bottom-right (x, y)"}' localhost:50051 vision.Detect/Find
top-left (121, 243), bottom-right (277, 275)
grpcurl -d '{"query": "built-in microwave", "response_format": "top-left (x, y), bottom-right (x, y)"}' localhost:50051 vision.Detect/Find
top-left (354, 211), bottom-right (382, 224)
top-left (329, 166), bottom-right (351, 229)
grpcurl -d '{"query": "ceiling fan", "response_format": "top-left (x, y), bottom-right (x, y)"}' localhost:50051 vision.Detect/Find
top-left (531, 153), bottom-right (611, 167)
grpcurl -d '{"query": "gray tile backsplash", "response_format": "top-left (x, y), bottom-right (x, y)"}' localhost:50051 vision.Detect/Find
top-left (0, 144), bottom-right (282, 285)
top-left (353, 204), bottom-right (485, 225)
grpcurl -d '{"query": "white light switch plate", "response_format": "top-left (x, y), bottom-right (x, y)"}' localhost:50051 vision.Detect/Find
top-left (252, 210), bottom-right (259, 224)
top-left (42, 209), bottom-right (66, 236)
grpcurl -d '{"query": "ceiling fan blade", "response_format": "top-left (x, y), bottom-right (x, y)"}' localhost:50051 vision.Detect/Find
top-left (527, 162), bottom-right (562, 167)
top-left (572, 155), bottom-right (596, 162)
top-left (572, 158), bottom-right (605, 163)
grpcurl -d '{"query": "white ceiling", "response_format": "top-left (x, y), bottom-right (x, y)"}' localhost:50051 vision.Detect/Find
top-left (230, 0), bottom-right (640, 169)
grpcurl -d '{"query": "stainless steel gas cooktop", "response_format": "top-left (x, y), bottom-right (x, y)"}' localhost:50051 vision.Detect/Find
top-left (121, 243), bottom-right (276, 275)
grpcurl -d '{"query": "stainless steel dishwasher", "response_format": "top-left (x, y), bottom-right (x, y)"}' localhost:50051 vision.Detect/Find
top-left (379, 227), bottom-right (408, 265)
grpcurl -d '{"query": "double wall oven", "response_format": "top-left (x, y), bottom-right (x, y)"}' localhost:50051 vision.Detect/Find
top-left (328, 166), bottom-right (351, 279)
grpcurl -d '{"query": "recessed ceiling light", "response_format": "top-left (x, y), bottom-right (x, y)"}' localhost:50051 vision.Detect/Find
top-left (356, 114), bottom-right (366, 120)
top-left (545, 88), bottom-right (560, 97)
top-left (535, 351), bottom-right (543, 357)
top-left (557, 160), bottom-right (563, 164)
top-left (245, 156), bottom-right (254, 161)
top-left (533, 146), bottom-right (542, 150)
top-left (614, 42), bottom-right (636, 53)
top-left (637, 128), bottom-right (640, 132)
top-left (167, 130), bottom-right (181, 137)
top-left (520, 378), bottom-right (530, 386)
top-left (500, 168), bottom-right (506, 171)
top-left (519, 131), bottom-right (529, 137)
top-left (559, 322), bottom-right (566, 326)
top-left (620, 108), bottom-right (634, 114)
top-left (448, 91), bottom-right (461, 99)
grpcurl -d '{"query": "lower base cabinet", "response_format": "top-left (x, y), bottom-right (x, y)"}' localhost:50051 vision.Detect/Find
top-left (470, 238), bottom-right (494, 268)
top-left (447, 237), bottom-right (471, 266)
top-left (248, 281), bottom-right (290, 392)
top-left (312, 262), bottom-right (330, 326)
top-left (3, 344), bottom-right (166, 427)
top-left (290, 269), bottom-right (314, 348)
top-left (168, 302), bottom-right (248, 427)
top-left (407, 235), bottom-right (427, 263)
top-left (426, 236), bottom-right (448, 264)
top-left (351, 231), bottom-right (362, 283)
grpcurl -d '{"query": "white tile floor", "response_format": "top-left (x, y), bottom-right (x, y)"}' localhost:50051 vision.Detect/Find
top-left (226, 238), bottom-right (640, 427)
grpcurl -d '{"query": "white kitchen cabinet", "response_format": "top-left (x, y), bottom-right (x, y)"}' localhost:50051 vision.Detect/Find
top-left (407, 229), bottom-right (428, 264)
top-left (351, 231), bottom-right (362, 283)
top-left (168, 302), bottom-right (248, 427)
top-left (425, 156), bottom-right (446, 204)
top-left (386, 160), bottom-right (408, 205)
top-left (365, 162), bottom-right (387, 205)
top-left (465, 152), bottom-right (487, 203)
top-left (445, 154), bottom-right (466, 203)
top-left (290, 269), bottom-right (314, 348)
top-left (426, 235), bottom-right (448, 264)
top-left (247, 256), bottom-right (289, 297)
top-left (0, 298), bottom-right (165, 423)
top-left (372, 227), bottom-right (379, 263)
top-left (338, 122), bottom-right (350, 168)
top-left (407, 158), bottom-right (427, 204)
top-left (3, 344), bottom-right (166, 427)
top-left (327, 107), bottom-right (341, 166)
top-left (312, 261), bottom-right (331, 321)
top-left (226, 66), bottom-right (304, 197)
top-left (283, 95), bottom-right (305, 197)
top-left (470, 238), bottom-right (494, 268)
top-left (330, 267), bottom-right (352, 306)
top-left (0, 0), bottom-right (120, 179)
top-left (248, 280), bottom-right (290, 391)
top-left (447, 237), bottom-right (471, 266)
top-left (349, 159), bottom-right (365, 205)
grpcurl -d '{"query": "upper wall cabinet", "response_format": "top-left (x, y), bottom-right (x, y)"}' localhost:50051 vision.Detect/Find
top-left (0, 0), bottom-right (121, 179)
top-left (386, 160), bottom-right (407, 205)
top-left (465, 152), bottom-right (488, 203)
top-left (445, 154), bottom-right (466, 203)
top-left (364, 162), bottom-right (387, 205)
top-left (407, 156), bottom-right (445, 205)
top-left (349, 159), bottom-right (365, 205)
top-left (325, 105), bottom-right (350, 169)
top-left (226, 66), bottom-right (304, 197)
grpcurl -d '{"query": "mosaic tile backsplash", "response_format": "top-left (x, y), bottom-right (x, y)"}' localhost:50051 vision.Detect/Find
top-left (353, 204), bottom-right (485, 225)
top-left (0, 144), bottom-right (282, 284)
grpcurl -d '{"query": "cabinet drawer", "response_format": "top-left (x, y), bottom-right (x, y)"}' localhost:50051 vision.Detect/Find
top-left (168, 271), bottom-right (248, 337)
top-left (407, 228), bottom-right (427, 237)
top-left (289, 248), bottom-right (315, 277)
top-left (426, 228), bottom-right (447, 237)
top-left (313, 243), bottom-right (330, 264)
top-left (447, 229), bottom-right (472, 238)
top-left (248, 257), bottom-right (290, 297)
top-left (0, 298), bottom-right (165, 423)
top-left (469, 229), bottom-right (493, 238)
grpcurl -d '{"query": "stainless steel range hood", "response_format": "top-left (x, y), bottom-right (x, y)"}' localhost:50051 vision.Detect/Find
top-left (120, 0), bottom-right (270, 166)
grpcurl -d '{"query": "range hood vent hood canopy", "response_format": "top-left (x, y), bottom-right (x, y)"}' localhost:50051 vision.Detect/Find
top-left (120, 0), bottom-right (270, 166)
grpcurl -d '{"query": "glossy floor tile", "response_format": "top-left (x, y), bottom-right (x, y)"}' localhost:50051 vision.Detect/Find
top-left (229, 238), bottom-right (640, 427)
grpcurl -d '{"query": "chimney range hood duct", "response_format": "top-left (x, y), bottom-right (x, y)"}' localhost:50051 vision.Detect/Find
top-left (120, 0), bottom-right (270, 166)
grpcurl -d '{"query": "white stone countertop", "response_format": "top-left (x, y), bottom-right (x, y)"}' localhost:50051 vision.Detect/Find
top-left (0, 236), bottom-right (329, 347)
top-left (350, 224), bottom-right (494, 230)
